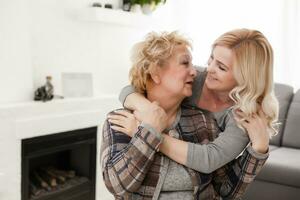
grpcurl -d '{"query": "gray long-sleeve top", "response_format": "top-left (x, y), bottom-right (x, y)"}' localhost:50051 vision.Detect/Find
top-left (119, 66), bottom-right (250, 173)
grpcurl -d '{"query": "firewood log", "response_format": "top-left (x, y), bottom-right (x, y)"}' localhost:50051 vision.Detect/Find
top-left (29, 180), bottom-right (43, 196)
top-left (33, 171), bottom-right (51, 191)
top-left (41, 167), bottom-right (66, 183)
top-left (48, 167), bottom-right (76, 179)
top-left (38, 169), bottom-right (57, 187)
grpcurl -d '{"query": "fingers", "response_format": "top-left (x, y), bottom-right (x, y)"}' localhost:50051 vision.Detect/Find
top-left (239, 120), bottom-right (250, 129)
top-left (234, 110), bottom-right (250, 125)
top-left (235, 109), bottom-right (256, 119)
top-left (258, 109), bottom-right (265, 117)
top-left (108, 110), bottom-right (135, 121)
top-left (108, 118), bottom-right (123, 125)
top-left (111, 125), bottom-right (129, 134)
top-left (108, 117), bottom-right (135, 137)
top-left (235, 109), bottom-right (262, 123)
top-left (235, 109), bottom-right (246, 118)
top-left (258, 109), bottom-right (268, 123)
top-left (107, 110), bottom-right (139, 137)
top-left (234, 114), bottom-right (250, 127)
top-left (239, 108), bottom-right (267, 122)
top-left (107, 114), bottom-right (125, 121)
top-left (113, 110), bottom-right (133, 118)
top-left (107, 113), bottom-right (128, 127)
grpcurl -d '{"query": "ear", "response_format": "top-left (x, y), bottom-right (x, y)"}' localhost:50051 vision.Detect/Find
top-left (150, 71), bottom-right (161, 84)
top-left (149, 65), bottom-right (162, 84)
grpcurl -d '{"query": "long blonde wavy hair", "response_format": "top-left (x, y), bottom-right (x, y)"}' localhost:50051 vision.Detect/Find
top-left (213, 28), bottom-right (279, 136)
top-left (129, 31), bottom-right (192, 94)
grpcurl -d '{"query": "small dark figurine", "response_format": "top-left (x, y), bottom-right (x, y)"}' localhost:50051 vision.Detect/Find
top-left (92, 2), bottom-right (102, 7)
top-left (104, 4), bottom-right (113, 9)
top-left (34, 76), bottom-right (54, 102)
top-left (122, 0), bottom-right (131, 11)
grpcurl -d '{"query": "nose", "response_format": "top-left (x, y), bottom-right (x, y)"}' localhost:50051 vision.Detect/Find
top-left (190, 66), bottom-right (197, 78)
top-left (207, 61), bottom-right (216, 73)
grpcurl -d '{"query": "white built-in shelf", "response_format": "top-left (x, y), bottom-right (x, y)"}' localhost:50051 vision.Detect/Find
top-left (78, 7), bottom-right (156, 27)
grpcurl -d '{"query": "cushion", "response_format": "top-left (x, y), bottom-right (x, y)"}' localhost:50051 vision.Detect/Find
top-left (270, 83), bottom-right (294, 146)
top-left (269, 145), bottom-right (279, 151)
top-left (282, 89), bottom-right (300, 148)
top-left (256, 147), bottom-right (300, 188)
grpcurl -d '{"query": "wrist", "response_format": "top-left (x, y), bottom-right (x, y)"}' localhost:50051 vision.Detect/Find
top-left (140, 122), bottom-right (163, 141)
top-left (251, 142), bottom-right (269, 153)
top-left (124, 94), bottom-right (137, 110)
top-left (125, 93), bottom-right (150, 110)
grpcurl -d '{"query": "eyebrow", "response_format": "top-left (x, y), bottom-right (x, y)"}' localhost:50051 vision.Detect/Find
top-left (216, 60), bottom-right (229, 69)
top-left (211, 54), bottom-right (229, 70)
top-left (181, 54), bottom-right (192, 60)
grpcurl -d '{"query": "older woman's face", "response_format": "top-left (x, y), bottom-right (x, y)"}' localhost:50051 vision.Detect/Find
top-left (206, 45), bottom-right (237, 92)
top-left (157, 45), bottom-right (196, 98)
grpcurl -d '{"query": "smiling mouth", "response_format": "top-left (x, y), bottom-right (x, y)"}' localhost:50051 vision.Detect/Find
top-left (208, 75), bottom-right (217, 81)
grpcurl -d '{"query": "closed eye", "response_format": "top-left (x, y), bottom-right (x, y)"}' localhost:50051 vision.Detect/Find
top-left (218, 65), bottom-right (226, 71)
top-left (182, 61), bottom-right (191, 67)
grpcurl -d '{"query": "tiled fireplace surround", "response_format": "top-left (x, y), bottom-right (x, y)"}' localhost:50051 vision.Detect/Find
top-left (0, 97), bottom-right (117, 200)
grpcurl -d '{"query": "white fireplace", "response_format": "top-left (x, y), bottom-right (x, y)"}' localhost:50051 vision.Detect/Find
top-left (0, 97), bottom-right (118, 200)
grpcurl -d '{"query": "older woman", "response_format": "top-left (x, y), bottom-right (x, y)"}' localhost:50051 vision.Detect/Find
top-left (111, 28), bottom-right (277, 173)
top-left (101, 31), bottom-right (268, 199)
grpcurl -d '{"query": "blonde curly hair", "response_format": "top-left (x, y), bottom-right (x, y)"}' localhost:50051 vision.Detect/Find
top-left (213, 28), bottom-right (279, 136)
top-left (129, 31), bottom-right (192, 94)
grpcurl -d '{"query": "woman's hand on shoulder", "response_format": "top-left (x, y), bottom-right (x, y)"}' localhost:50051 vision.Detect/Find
top-left (134, 101), bottom-right (168, 133)
top-left (235, 109), bottom-right (269, 153)
top-left (108, 102), bottom-right (167, 137)
top-left (108, 110), bottom-right (139, 137)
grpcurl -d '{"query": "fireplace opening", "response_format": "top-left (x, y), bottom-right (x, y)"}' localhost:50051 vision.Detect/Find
top-left (22, 127), bottom-right (97, 200)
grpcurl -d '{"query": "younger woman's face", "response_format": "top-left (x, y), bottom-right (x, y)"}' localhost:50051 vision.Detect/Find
top-left (206, 45), bottom-right (237, 93)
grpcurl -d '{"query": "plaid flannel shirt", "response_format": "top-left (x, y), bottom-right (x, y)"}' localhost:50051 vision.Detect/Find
top-left (101, 106), bottom-right (268, 199)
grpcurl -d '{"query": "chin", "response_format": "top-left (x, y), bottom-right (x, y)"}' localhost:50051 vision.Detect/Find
top-left (205, 80), bottom-right (221, 90)
top-left (205, 82), bottom-right (217, 90)
top-left (184, 90), bottom-right (193, 97)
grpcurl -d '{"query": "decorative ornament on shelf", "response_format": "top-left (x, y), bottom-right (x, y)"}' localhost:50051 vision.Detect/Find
top-left (91, 2), bottom-right (102, 8)
top-left (130, 2), bottom-right (143, 14)
top-left (128, 0), bottom-right (166, 15)
top-left (92, 2), bottom-right (113, 9)
top-left (34, 76), bottom-right (54, 102)
top-left (34, 76), bottom-right (64, 102)
top-left (122, 0), bottom-right (131, 11)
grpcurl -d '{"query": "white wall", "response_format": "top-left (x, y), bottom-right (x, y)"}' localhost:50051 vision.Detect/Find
top-left (30, 0), bottom-right (130, 97)
top-left (163, 0), bottom-right (299, 90)
top-left (29, 0), bottom-right (178, 98)
top-left (0, 0), bottom-right (299, 103)
top-left (280, 0), bottom-right (300, 89)
top-left (0, 0), bottom-right (179, 104)
top-left (171, 0), bottom-right (284, 77)
top-left (0, 0), bottom-right (33, 104)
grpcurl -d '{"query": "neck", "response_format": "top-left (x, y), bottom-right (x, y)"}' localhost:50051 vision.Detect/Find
top-left (201, 83), bottom-right (234, 109)
top-left (147, 88), bottom-right (183, 124)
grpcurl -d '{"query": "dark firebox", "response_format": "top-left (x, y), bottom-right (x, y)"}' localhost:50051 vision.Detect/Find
top-left (21, 127), bottom-right (97, 200)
